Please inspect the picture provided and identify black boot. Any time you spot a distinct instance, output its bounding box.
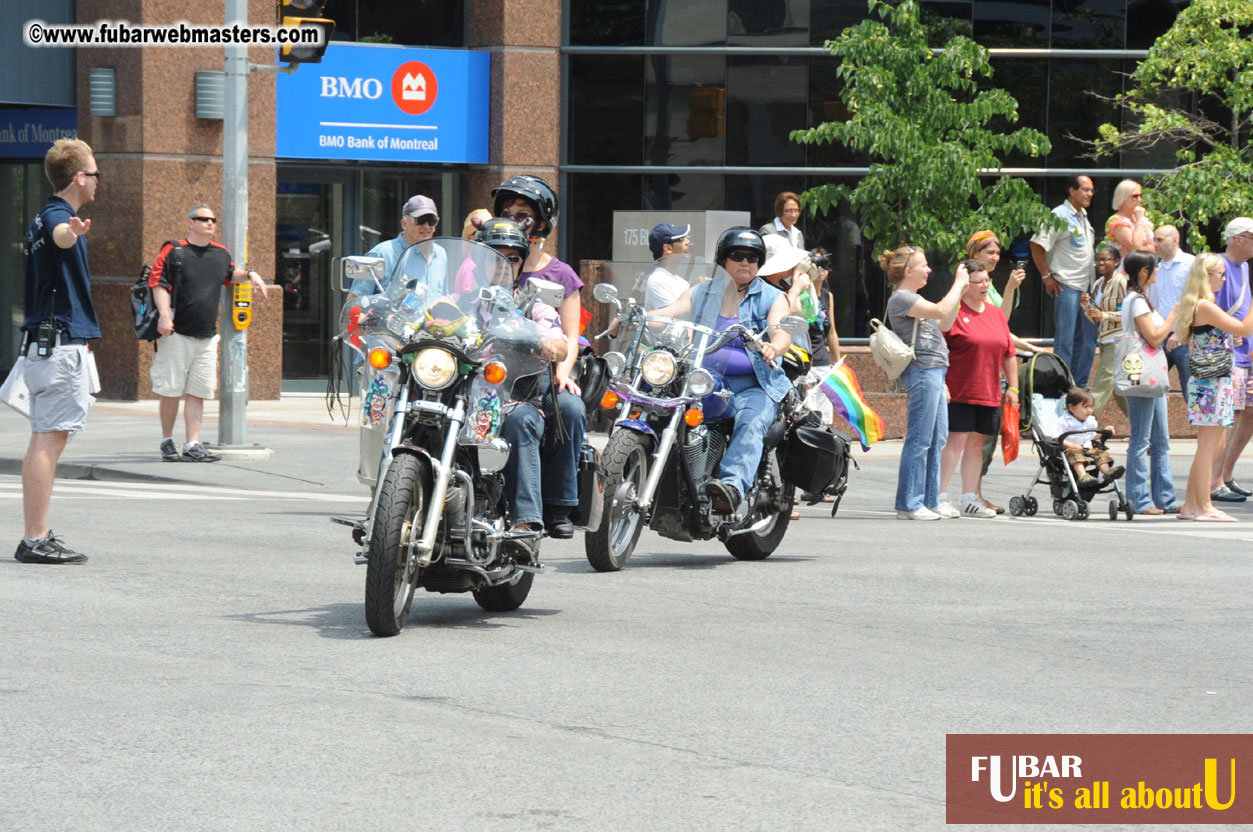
[544,507,575,539]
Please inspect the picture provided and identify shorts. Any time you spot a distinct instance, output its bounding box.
[1064,445,1114,470]
[151,332,219,399]
[1231,365,1253,410]
[947,401,1001,435]
[25,344,95,434]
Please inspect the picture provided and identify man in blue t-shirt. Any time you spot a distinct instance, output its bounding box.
[1211,217,1253,502]
[15,139,102,565]
[347,194,447,300]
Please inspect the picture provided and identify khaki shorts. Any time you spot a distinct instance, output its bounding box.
[1064,446,1114,471]
[25,344,95,434]
[151,332,219,399]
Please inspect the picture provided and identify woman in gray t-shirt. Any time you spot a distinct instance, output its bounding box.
[882,246,969,519]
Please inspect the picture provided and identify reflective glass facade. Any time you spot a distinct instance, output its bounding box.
[563,0,1190,338]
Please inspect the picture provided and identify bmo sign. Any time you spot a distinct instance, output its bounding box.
[277,44,488,163]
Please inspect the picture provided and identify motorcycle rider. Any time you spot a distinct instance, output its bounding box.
[491,176,587,538]
[646,227,793,513]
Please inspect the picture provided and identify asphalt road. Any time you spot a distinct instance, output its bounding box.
[2,454,1251,831]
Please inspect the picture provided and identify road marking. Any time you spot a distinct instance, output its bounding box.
[0,476,363,503]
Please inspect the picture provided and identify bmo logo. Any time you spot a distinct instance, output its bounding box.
[320,76,384,100]
[391,61,438,116]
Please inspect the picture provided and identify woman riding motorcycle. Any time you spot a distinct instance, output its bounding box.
[491,176,587,538]
[647,227,794,512]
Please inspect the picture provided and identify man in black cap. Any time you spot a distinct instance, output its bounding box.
[644,222,691,310]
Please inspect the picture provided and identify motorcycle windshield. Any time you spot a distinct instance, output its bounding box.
[630,255,734,357]
[339,238,549,394]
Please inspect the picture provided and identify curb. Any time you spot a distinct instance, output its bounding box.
[0,457,181,484]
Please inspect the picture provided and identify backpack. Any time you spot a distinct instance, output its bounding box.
[132,240,180,341]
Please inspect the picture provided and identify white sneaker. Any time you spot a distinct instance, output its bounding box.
[897,507,942,521]
[932,501,961,519]
[960,498,997,518]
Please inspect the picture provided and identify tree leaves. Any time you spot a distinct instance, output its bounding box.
[792,0,1060,257]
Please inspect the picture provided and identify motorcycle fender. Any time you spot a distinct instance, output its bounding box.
[570,443,605,531]
[613,418,658,450]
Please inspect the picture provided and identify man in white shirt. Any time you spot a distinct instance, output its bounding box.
[644,223,691,310]
[1149,224,1195,397]
[1030,175,1098,387]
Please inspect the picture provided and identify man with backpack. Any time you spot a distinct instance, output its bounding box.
[148,204,268,462]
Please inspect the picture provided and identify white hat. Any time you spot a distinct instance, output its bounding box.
[1224,217,1253,242]
[758,233,806,277]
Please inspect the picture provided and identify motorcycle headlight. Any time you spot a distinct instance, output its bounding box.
[641,350,677,387]
[413,347,458,389]
[603,350,627,379]
[687,368,715,397]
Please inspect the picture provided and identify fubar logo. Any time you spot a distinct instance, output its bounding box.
[391,61,438,116]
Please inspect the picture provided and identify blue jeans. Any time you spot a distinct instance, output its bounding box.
[1166,341,1190,399]
[1053,285,1098,387]
[500,380,587,524]
[716,374,779,496]
[1125,394,1177,512]
[895,364,948,512]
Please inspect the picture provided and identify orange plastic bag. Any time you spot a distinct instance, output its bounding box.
[1001,401,1020,465]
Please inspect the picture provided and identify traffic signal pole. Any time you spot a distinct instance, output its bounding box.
[219,0,249,446]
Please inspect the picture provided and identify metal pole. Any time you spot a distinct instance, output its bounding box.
[219,0,249,445]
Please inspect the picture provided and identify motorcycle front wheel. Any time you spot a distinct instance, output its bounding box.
[584,429,651,572]
[364,453,430,637]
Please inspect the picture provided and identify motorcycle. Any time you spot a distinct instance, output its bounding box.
[584,256,811,572]
[331,238,569,636]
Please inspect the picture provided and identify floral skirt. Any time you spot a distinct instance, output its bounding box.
[1187,374,1233,427]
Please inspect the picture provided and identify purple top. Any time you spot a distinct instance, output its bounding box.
[1216,255,1251,368]
[705,314,755,376]
[519,256,584,300]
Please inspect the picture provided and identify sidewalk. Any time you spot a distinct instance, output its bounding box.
[0,394,364,494]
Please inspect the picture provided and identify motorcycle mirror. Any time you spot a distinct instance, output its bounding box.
[340,256,386,293]
[592,282,619,304]
[779,315,808,337]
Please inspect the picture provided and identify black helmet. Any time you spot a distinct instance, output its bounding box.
[491,175,559,237]
[715,226,766,268]
[474,217,531,258]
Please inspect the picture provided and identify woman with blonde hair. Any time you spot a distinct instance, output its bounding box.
[1175,253,1253,521]
[1106,179,1155,261]
[884,245,969,520]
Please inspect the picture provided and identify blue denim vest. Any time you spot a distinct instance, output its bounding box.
[690,276,791,402]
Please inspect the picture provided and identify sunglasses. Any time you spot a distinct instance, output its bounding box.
[726,251,761,264]
[81,171,102,179]
[503,254,524,264]
[410,214,438,227]
[191,216,218,224]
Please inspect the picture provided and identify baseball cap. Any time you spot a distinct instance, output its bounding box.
[648,223,691,258]
[403,194,439,221]
[1223,217,1253,242]
[759,233,806,277]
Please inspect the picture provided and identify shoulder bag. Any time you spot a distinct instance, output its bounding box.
[868,311,919,382]
[1113,295,1168,397]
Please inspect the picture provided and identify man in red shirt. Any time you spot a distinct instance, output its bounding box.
[149,204,268,462]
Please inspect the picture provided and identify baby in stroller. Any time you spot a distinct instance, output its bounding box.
[1057,388,1125,487]
[1009,352,1132,521]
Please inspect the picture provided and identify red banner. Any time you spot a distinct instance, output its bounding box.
[947,734,1253,824]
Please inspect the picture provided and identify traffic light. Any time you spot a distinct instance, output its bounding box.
[278,0,334,65]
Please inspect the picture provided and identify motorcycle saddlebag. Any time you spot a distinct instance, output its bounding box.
[780,425,853,514]
[569,441,605,531]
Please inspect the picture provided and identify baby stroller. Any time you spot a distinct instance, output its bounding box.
[1007,352,1132,522]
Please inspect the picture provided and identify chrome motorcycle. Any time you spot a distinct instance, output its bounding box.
[333,238,568,636]
[584,258,808,571]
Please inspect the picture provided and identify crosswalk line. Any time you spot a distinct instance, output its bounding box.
[0,476,363,503]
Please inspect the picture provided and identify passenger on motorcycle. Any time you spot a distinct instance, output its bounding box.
[647,227,794,513]
[491,176,587,538]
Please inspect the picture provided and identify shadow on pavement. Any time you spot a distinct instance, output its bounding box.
[226,601,561,638]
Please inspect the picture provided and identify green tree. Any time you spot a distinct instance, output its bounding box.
[791,0,1059,258]
[1092,0,1252,251]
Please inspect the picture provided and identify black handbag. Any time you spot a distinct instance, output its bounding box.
[572,345,608,410]
[1190,346,1233,380]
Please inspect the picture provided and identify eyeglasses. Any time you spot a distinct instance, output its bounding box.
[191,216,217,224]
[726,251,762,264]
[503,254,524,264]
[969,279,991,286]
[81,171,101,179]
[410,214,438,227]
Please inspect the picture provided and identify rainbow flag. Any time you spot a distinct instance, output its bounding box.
[818,361,886,451]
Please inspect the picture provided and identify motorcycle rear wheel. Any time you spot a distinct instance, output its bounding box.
[473,571,535,612]
[724,457,794,561]
[584,429,651,572]
[364,453,429,637]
